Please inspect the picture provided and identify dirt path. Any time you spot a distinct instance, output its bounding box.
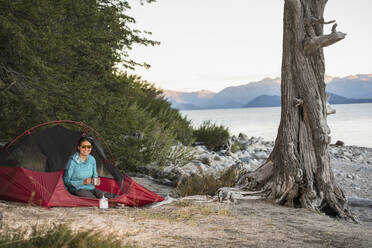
[1,198,371,248]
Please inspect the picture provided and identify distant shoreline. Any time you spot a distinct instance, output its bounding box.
[178,100,372,111]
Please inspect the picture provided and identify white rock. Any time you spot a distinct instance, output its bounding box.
[254,152,268,160]
[343,151,353,159]
[198,155,212,165]
[238,133,249,142]
[214,155,223,161]
[229,152,239,160]
[249,159,261,170]
[346,174,354,179]
[239,156,251,163]
[194,145,208,154]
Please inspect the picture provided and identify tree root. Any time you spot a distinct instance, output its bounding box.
[237,161,274,190]
[216,158,358,223]
[215,187,266,203]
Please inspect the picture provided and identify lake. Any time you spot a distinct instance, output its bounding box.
[181,103,372,148]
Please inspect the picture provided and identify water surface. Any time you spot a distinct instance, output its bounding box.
[181,103,372,148]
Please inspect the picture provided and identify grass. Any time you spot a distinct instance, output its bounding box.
[0,224,136,248]
[173,200,193,207]
[175,167,238,197]
[128,201,231,225]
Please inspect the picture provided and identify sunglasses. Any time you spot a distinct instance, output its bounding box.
[80,145,92,149]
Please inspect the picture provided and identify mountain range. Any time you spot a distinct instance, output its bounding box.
[163,74,372,110]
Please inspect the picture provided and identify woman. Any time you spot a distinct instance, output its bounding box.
[63,136,116,199]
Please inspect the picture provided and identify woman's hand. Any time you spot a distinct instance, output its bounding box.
[83,178,92,185]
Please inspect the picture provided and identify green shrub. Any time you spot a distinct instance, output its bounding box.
[105,103,195,171]
[167,144,196,167]
[218,167,238,187]
[230,141,244,153]
[175,167,238,197]
[176,174,220,197]
[0,224,134,248]
[193,121,230,151]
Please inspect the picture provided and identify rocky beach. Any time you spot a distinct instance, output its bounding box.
[133,134,372,226]
[1,134,372,247]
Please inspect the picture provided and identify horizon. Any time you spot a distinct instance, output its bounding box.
[162,73,372,94]
[127,0,372,92]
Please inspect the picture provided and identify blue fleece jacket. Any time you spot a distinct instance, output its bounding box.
[63,152,98,193]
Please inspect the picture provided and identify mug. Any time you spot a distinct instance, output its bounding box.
[92,177,100,186]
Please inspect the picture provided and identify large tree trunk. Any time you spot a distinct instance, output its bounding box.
[221,0,355,220]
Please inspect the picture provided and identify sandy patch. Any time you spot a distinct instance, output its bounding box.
[1,198,371,248]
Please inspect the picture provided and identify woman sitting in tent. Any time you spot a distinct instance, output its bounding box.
[63,136,116,199]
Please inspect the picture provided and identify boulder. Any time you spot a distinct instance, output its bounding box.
[213,154,223,161]
[343,151,353,160]
[254,152,268,160]
[335,140,345,146]
[198,155,212,165]
[194,145,208,154]
[238,133,249,142]
[239,155,251,163]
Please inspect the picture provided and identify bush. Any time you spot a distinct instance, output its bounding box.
[175,167,238,197]
[230,141,244,153]
[103,102,195,171]
[86,75,195,172]
[193,121,230,151]
[176,174,220,197]
[0,224,133,248]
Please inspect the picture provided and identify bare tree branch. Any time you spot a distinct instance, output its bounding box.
[304,30,346,55]
[311,17,336,25]
[331,23,338,33]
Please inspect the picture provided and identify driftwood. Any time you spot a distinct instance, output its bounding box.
[150,195,214,208]
[348,197,372,208]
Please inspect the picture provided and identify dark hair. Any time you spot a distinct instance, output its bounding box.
[77,136,93,147]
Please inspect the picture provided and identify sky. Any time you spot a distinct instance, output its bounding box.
[126,0,372,92]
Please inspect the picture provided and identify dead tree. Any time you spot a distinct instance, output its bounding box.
[219,0,355,221]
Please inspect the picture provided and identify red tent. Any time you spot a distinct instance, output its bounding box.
[0,121,164,207]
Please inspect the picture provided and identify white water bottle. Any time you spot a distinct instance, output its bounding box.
[99,195,108,209]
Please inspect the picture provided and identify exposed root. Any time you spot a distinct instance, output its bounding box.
[275,178,296,206]
[215,187,266,203]
[217,158,358,223]
[237,161,274,190]
[320,189,359,223]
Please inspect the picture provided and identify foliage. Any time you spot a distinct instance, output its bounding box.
[175,167,238,197]
[0,0,195,171]
[230,141,244,153]
[167,143,195,167]
[0,224,134,248]
[0,0,158,134]
[193,121,230,151]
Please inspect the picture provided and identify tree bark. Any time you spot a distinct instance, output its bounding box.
[224,0,355,221]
